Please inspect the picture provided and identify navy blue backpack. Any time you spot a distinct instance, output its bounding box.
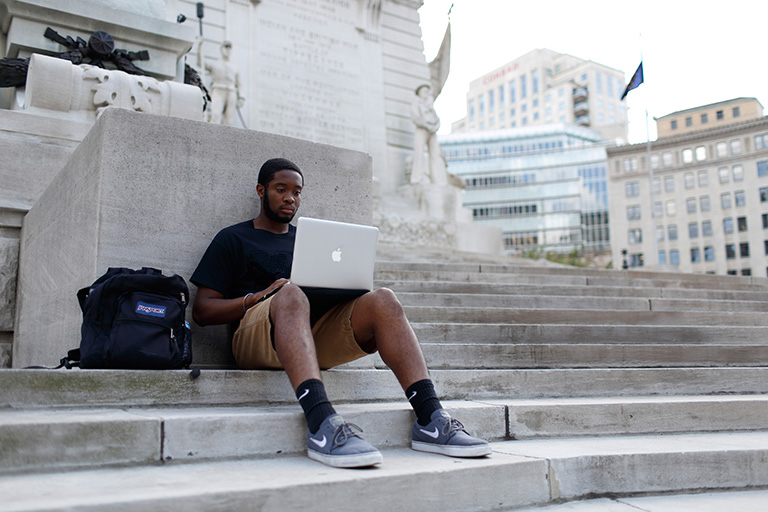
[62,267,194,371]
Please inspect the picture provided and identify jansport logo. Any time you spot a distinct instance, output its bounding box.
[136,302,166,318]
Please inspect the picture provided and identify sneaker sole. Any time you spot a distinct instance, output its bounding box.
[411,440,492,458]
[307,448,383,468]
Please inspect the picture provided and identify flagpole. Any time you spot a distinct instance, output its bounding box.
[646,106,658,267]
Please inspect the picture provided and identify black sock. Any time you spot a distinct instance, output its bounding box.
[406,379,443,426]
[296,378,336,434]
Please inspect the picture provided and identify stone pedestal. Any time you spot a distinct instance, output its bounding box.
[13,108,373,369]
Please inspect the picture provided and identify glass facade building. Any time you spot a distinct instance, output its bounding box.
[440,124,610,253]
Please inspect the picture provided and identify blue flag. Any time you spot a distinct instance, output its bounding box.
[620,62,644,100]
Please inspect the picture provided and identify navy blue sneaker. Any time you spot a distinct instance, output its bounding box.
[412,409,491,457]
[307,414,383,468]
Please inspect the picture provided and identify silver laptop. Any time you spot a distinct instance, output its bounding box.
[290,217,379,290]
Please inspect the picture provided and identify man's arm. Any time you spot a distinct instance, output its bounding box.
[192,279,289,326]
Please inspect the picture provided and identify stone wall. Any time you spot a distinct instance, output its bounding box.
[13,108,373,369]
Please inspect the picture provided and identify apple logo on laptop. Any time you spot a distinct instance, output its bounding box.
[332,247,342,262]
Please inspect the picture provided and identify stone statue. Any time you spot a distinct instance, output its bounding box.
[196,37,244,126]
[410,21,451,185]
[410,83,446,185]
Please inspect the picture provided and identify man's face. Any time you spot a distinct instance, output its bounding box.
[260,169,303,223]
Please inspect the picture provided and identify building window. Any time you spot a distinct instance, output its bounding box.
[697,170,709,186]
[765,240,768,255]
[725,244,736,259]
[688,222,699,238]
[721,192,732,209]
[723,218,734,234]
[716,142,728,158]
[629,253,644,267]
[627,205,641,220]
[684,172,695,189]
[652,178,662,194]
[733,106,741,118]
[701,113,708,124]
[695,146,707,161]
[763,213,768,229]
[666,200,676,216]
[735,190,746,207]
[717,110,724,120]
[685,116,693,127]
[499,85,505,107]
[742,268,752,276]
[623,158,638,172]
[651,154,661,170]
[532,69,539,94]
[755,133,768,150]
[740,242,750,257]
[469,100,476,122]
[682,148,693,163]
[733,165,744,181]
[700,195,711,212]
[691,247,701,263]
[521,74,527,99]
[662,152,673,167]
[718,167,730,184]
[625,181,640,197]
[668,224,678,240]
[704,246,715,261]
[760,187,768,202]
[656,225,665,241]
[663,175,675,192]
[479,96,485,117]
[686,197,697,214]
[731,139,742,155]
[628,228,642,245]
[671,120,678,130]
[738,216,748,232]
[489,90,495,112]
[670,250,680,265]
[653,201,663,218]
[702,220,713,236]
[658,250,667,264]
[758,161,768,177]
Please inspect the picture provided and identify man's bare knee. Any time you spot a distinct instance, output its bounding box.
[270,283,309,319]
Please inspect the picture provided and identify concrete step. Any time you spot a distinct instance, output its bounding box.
[378,279,768,302]
[403,306,768,326]
[396,292,768,313]
[411,323,768,344]
[418,343,768,369]
[396,291,768,313]
[3,432,768,511]
[513,490,768,512]
[3,395,767,474]
[5,368,768,409]
[375,268,768,292]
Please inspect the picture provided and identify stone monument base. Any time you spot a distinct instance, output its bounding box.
[375,182,503,257]
[13,108,373,369]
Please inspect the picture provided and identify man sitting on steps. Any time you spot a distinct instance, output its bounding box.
[190,157,491,468]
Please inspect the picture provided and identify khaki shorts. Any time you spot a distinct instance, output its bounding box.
[231,294,369,370]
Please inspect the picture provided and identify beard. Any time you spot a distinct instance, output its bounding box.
[262,192,297,223]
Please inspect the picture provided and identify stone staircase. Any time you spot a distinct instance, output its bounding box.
[2,259,768,511]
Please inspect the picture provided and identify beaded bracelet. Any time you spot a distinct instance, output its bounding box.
[243,292,253,312]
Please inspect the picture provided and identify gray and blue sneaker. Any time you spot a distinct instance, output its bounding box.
[412,409,491,457]
[307,414,383,468]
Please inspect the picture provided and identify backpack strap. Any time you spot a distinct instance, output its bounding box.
[25,349,81,370]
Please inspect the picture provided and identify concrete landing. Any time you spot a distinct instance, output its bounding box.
[2,433,768,511]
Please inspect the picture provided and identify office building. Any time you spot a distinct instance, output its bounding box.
[606,98,768,275]
[451,48,629,142]
[441,124,609,253]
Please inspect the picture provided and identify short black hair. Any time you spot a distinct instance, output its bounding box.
[258,158,304,187]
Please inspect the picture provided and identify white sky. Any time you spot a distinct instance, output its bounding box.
[418,0,768,144]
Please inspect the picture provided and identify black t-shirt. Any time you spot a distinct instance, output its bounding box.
[191,220,296,299]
